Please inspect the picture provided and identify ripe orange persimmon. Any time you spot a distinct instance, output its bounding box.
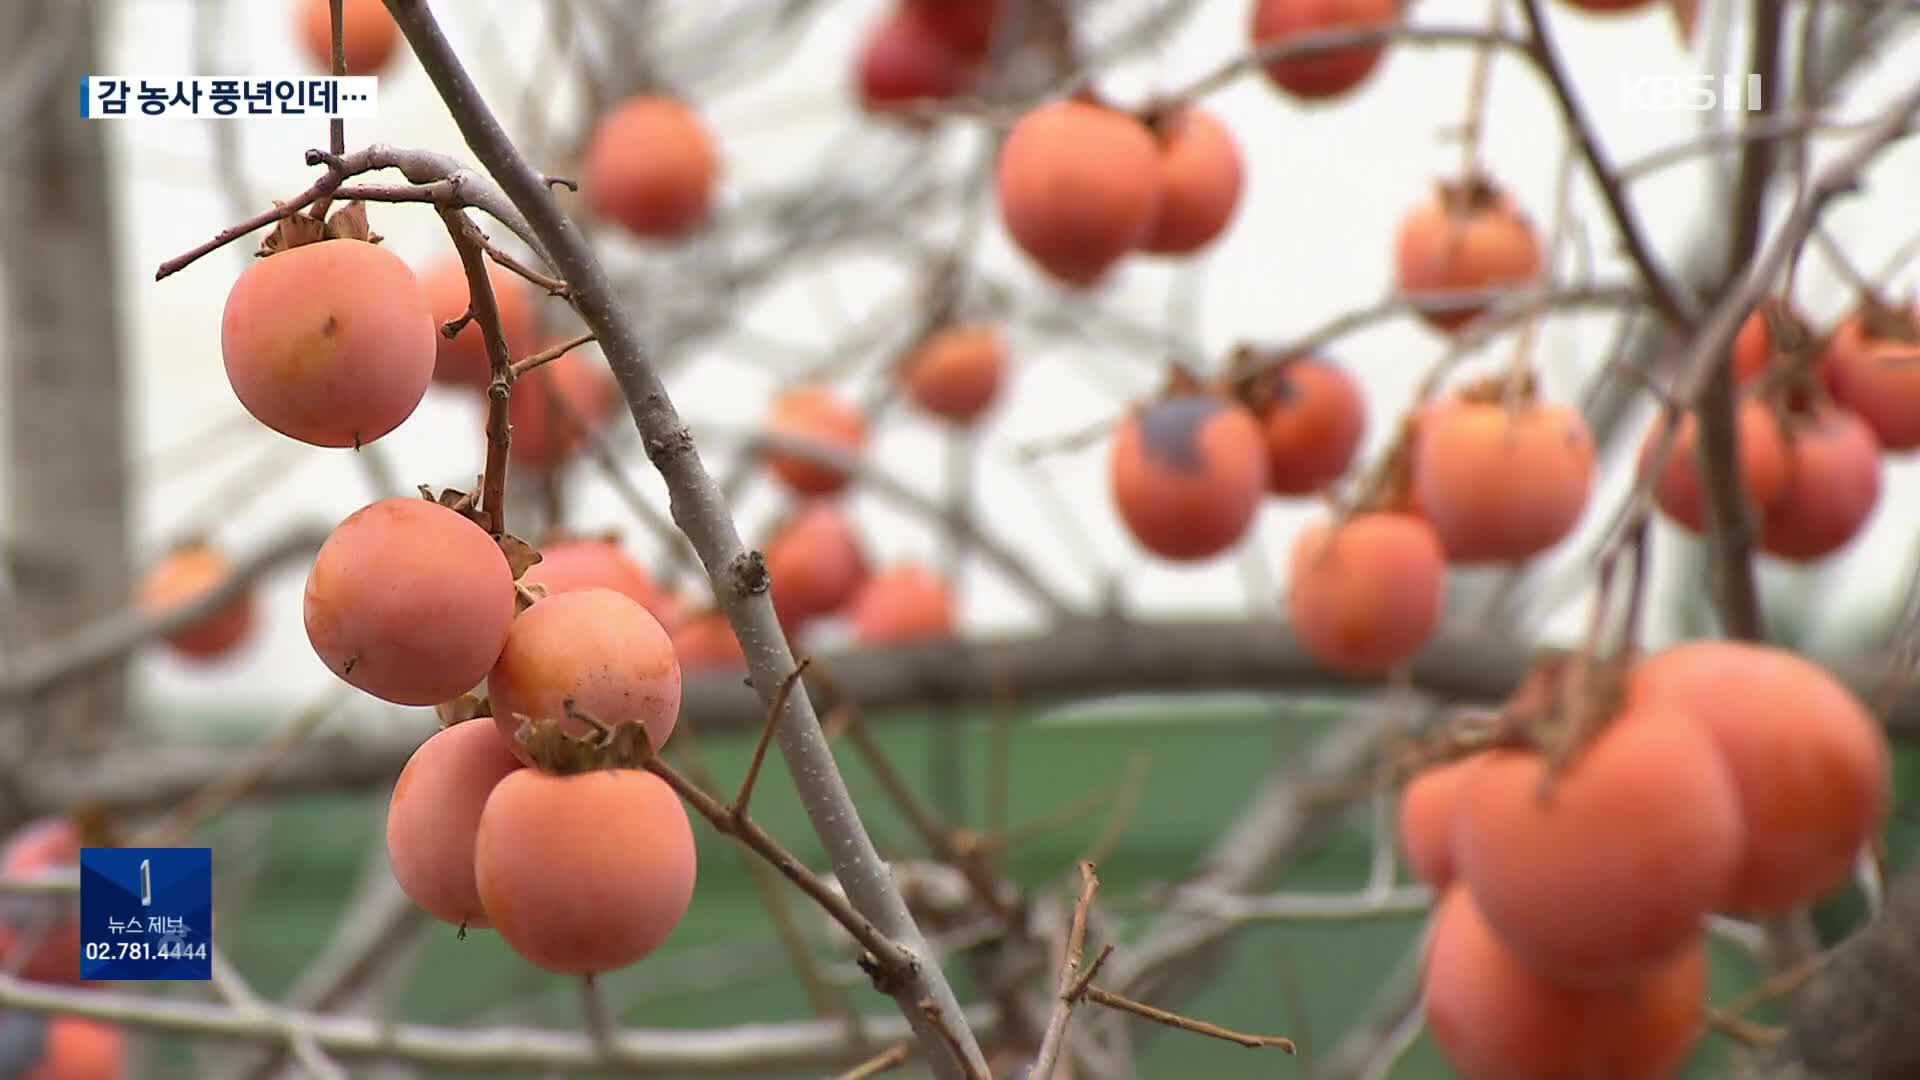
[765,385,866,496]
[1109,393,1267,561]
[765,502,868,628]
[850,563,956,644]
[907,0,1002,56]
[1629,640,1889,913]
[1139,107,1245,256]
[1286,512,1446,674]
[475,769,696,975]
[386,719,523,928]
[1413,394,1594,563]
[583,96,719,241]
[297,0,399,75]
[489,588,682,761]
[23,1016,125,1080]
[1732,298,1811,386]
[1819,303,1920,450]
[1455,711,1743,986]
[421,259,538,390]
[671,608,747,672]
[1251,358,1366,495]
[1399,756,1475,888]
[1640,398,1789,534]
[902,324,1006,425]
[1423,887,1707,1080]
[1759,403,1881,562]
[0,820,83,986]
[1394,178,1543,332]
[505,350,620,473]
[222,238,436,448]
[857,7,976,115]
[997,101,1164,285]
[1251,0,1399,100]
[304,497,517,707]
[136,542,256,662]
[521,537,671,620]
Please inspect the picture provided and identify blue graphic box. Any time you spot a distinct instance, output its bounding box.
[78,848,212,981]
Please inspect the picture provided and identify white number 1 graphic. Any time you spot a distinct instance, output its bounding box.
[140,859,151,907]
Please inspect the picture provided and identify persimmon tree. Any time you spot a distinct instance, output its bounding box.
[2,0,1920,1077]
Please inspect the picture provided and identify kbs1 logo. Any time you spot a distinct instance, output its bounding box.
[1618,73,1763,113]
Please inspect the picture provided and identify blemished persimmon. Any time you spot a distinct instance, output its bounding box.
[1759,403,1882,562]
[505,350,620,473]
[1139,107,1245,256]
[1819,304,1920,450]
[386,719,524,928]
[1251,0,1399,100]
[304,498,517,707]
[488,588,682,761]
[1110,393,1268,561]
[1413,395,1594,563]
[1394,178,1543,332]
[901,324,1006,425]
[297,0,399,75]
[421,259,538,390]
[135,543,256,662]
[997,101,1164,286]
[1629,640,1890,914]
[1732,298,1810,386]
[1399,756,1475,888]
[766,502,868,628]
[521,537,671,620]
[907,0,1002,56]
[857,7,976,115]
[850,563,957,644]
[1286,512,1446,674]
[475,769,697,975]
[222,238,436,448]
[765,385,867,496]
[23,1016,125,1080]
[1640,398,1789,534]
[0,820,83,986]
[1423,887,1706,1080]
[583,95,719,241]
[1454,710,1743,986]
[1254,358,1366,495]
[671,609,747,672]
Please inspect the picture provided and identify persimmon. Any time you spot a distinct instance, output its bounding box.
[671,608,747,672]
[857,7,975,115]
[1423,887,1706,1080]
[907,0,1003,56]
[135,542,256,662]
[506,349,620,473]
[997,101,1164,286]
[583,96,719,241]
[475,769,696,975]
[1394,177,1543,332]
[1759,403,1881,562]
[304,497,517,707]
[1455,710,1743,986]
[420,259,538,390]
[1819,302,1920,450]
[1629,640,1890,913]
[850,563,956,644]
[1732,298,1811,386]
[765,385,867,495]
[1639,398,1789,534]
[1251,0,1398,100]
[386,719,523,928]
[1413,394,1594,563]
[296,0,399,75]
[765,502,868,628]
[489,588,682,761]
[1286,512,1446,674]
[22,1016,124,1080]
[1399,756,1475,888]
[521,537,671,620]
[1139,107,1245,256]
[0,820,83,986]
[901,324,1005,425]
[1109,393,1267,561]
[222,237,436,448]
[1251,357,1366,495]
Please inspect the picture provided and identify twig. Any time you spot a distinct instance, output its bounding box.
[438,206,516,536]
[832,1042,912,1080]
[1081,986,1295,1053]
[1030,862,1101,1079]
[510,332,597,379]
[733,659,811,818]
